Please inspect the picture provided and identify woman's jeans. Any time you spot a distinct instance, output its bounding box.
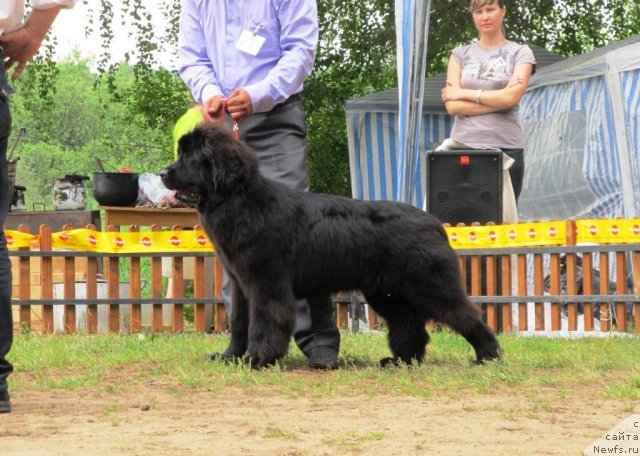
[0,44,14,391]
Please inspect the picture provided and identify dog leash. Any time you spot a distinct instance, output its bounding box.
[221,99,240,140]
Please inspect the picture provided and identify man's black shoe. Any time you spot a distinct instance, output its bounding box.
[308,346,339,370]
[0,389,10,413]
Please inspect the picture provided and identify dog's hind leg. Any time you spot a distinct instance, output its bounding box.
[210,278,249,362]
[431,296,501,364]
[246,284,297,369]
[405,252,501,364]
[365,293,429,367]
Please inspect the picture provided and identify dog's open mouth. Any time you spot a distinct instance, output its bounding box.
[175,190,199,207]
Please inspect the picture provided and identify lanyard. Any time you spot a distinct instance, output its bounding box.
[220,99,240,140]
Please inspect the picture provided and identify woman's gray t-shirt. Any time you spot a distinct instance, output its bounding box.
[449,41,536,149]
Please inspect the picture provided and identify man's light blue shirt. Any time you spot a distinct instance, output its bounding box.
[179,0,318,114]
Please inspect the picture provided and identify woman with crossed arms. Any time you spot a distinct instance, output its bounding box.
[441,0,536,203]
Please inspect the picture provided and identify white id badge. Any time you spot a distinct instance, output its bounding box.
[235,29,266,56]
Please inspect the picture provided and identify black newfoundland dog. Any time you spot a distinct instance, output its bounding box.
[161,124,501,368]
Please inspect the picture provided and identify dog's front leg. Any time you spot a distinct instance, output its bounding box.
[246,284,297,369]
[210,278,249,363]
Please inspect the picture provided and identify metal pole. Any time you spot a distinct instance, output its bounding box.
[397,0,432,205]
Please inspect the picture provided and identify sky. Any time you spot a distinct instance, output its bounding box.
[48,1,178,71]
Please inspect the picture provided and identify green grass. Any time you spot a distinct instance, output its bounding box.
[8,331,640,400]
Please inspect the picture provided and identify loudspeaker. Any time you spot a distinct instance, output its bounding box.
[425,150,503,225]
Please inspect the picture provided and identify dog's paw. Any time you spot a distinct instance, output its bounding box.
[379,357,400,368]
[379,357,420,368]
[473,345,502,365]
[207,352,243,364]
[245,355,278,370]
[473,353,502,366]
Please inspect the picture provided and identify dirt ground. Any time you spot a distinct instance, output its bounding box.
[0,373,634,456]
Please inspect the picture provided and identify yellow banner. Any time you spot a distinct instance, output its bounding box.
[445,221,567,249]
[7,228,214,253]
[7,219,640,253]
[575,219,640,244]
[5,230,39,249]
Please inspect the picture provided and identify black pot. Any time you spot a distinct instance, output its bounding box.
[92,172,139,207]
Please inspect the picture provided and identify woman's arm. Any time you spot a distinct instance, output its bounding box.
[442,56,501,116]
[442,55,534,116]
[472,63,533,110]
[444,98,503,116]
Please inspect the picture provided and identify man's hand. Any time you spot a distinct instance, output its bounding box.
[0,6,63,80]
[1,26,45,80]
[226,88,253,122]
[203,95,225,123]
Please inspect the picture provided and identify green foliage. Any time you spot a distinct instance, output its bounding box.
[9,58,178,210]
[304,0,397,195]
[9,0,640,201]
[507,0,640,56]
[427,0,640,75]
[119,68,191,131]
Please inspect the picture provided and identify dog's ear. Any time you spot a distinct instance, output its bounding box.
[172,126,213,192]
[193,123,258,195]
[178,126,206,159]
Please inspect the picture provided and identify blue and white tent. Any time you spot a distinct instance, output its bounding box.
[345,73,451,206]
[518,34,640,221]
[345,44,563,208]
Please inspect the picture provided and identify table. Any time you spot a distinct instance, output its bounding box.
[5,210,101,233]
[100,206,200,229]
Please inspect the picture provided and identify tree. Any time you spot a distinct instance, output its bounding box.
[15,0,640,199]
[305,0,397,195]
[10,58,176,209]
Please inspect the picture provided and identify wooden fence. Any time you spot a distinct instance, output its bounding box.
[9,223,225,334]
[7,220,640,335]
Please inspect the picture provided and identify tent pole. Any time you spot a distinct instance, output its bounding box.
[396,0,432,205]
[605,70,636,218]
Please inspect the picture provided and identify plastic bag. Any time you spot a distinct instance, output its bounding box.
[137,173,179,207]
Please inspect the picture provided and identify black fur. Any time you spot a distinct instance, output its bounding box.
[161,124,501,368]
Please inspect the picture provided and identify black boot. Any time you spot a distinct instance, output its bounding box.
[307,345,340,370]
[0,388,10,413]
[294,295,340,370]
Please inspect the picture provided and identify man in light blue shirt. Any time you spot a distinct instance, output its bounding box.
[179,0,340,369]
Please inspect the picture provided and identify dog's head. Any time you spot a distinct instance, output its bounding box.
[161,123,258,196]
